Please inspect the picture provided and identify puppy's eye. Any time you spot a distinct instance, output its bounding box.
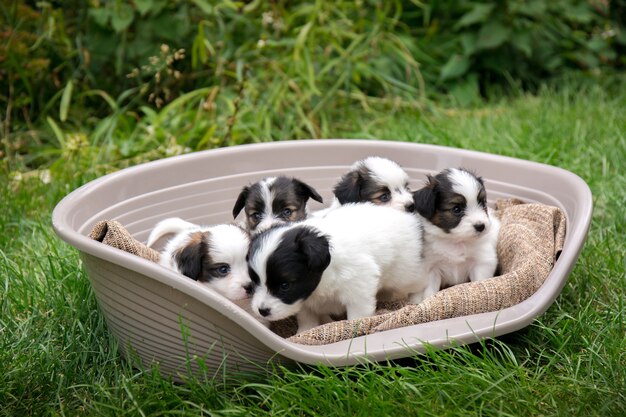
[279,282,291,292]
[281,208,293,218]
[250,212,263,221]
[214,264,230,277]
[452,205,463,215]
[379,193,391,203]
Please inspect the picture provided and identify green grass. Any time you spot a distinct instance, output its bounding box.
[1,76,625,416]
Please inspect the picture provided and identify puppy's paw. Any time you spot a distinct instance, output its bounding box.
[296,310,321,334]
[408,292,426,305]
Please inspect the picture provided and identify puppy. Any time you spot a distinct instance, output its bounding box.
[412,168,500,293]
[232,176,324,234]
[147,217,253,301]
[332,156,415,212]
[247,203,432,333]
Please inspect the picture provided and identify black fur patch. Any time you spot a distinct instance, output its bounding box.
[477,188,488,212]
[174,231,212,281]
[270,177,323,222]
[173,231,231,282]
[248,265,260,285]
[232,176,323,230]
[413,169,485,233]
[333,166,396,205]
[413,175,438,219]
[232,186,249,219]
[430,194,466,231]
[333,170,363,204]
[264,226,331,305]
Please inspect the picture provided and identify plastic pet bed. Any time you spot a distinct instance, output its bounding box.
[52,139,592,378]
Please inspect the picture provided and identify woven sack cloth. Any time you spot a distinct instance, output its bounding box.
[88,199,566,346]
[89,220,161,263]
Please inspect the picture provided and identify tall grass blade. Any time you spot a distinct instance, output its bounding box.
[59,80,74,122]
[46,117,66,148]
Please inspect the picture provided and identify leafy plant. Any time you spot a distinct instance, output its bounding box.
[0,2,76,143]
[405,0,621,104]
[2,0,623,175]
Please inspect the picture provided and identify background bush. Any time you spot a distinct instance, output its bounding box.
[1,0,624,173]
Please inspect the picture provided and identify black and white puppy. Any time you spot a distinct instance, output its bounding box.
[413,168,500,293]
[247,203,432,333]
[331,156,415,212]
[232,176,324,234]
[147,218,253,301]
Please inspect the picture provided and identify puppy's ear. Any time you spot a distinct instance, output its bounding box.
[413,175,438,219]
[295,179,324,203]
[174,232,206,280]
[232,186,249,219]
[333,171,362,204]
[294,228,331,273]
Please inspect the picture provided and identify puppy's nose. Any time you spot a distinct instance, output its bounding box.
[244,283,254,295]
[258,307,271,317]
[474,223,486,232]
[405,202,415,212]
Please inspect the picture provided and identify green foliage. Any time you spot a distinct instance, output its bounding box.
[403,0,623,105]
[0,2,75,138]
[1,0,624,175]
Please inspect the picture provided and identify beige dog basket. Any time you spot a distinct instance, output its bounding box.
[52,140,592,379]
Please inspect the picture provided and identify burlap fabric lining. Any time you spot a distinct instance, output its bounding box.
[89,220,160,263]
[88,199,566,346]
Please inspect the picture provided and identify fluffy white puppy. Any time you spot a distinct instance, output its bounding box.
[412,168,500,294]
[247,203,432,333]
[147,217,253,301]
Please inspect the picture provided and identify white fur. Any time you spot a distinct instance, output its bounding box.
[360,157,414,211]
[419,169,500,294]
[249,203,433,333]
[254,176,283,233]
[147,217,196,248]
[310,199,341,218]
[147,218,252,301]
[313,156,413,217]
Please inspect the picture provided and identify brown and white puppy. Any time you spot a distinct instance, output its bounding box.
[413,168,500,293]
[313,157,414,218]
[147,218,252,301]
[232,176,323,234]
